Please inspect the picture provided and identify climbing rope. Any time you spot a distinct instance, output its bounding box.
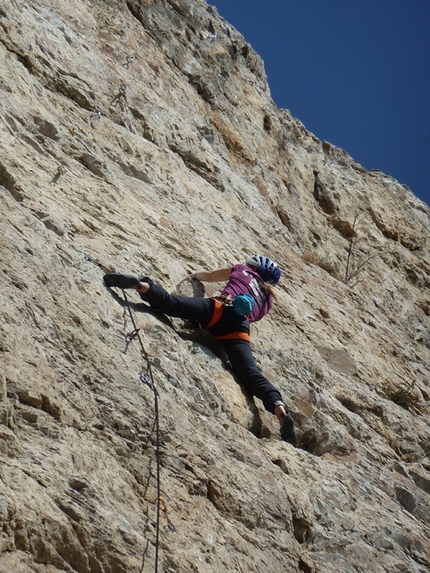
[85,255,172,573]
[122,289,163,573]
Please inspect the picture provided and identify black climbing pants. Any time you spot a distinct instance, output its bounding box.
[139,282,283,414]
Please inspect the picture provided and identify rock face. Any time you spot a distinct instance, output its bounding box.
[1,1,429,572]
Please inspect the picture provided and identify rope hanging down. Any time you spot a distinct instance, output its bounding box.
[122,289,163,573]
[85,255,173,573]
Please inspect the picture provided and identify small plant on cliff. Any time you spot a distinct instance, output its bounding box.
[302,251,340,279]
[336,395,360,413]
[383,380,420,411]
[343,212,380,287]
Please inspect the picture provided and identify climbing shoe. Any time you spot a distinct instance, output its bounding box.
[280,413,298,447]
[103,272,140,289]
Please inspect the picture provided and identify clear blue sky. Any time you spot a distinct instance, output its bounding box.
[213,0,430,207]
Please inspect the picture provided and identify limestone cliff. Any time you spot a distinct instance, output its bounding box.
[1,1,429,572]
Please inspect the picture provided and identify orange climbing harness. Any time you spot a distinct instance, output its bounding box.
[204,299,251,342]
[205,299,224,328]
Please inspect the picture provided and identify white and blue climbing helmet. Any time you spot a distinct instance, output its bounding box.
[246,255,281,285]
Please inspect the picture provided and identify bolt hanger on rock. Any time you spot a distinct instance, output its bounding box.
[50,164,67,185]
[111,84,128,107]
[123,55,135,68]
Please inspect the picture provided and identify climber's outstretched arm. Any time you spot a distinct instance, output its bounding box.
[193,267,232,283]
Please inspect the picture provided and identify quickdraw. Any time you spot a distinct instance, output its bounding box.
[126,328,141,341]
[154,497,175,532]
[84,254,114,274]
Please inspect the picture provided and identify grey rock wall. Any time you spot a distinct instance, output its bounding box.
[0,1,429,572]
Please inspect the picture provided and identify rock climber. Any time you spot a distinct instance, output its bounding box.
[103,256,297,446]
